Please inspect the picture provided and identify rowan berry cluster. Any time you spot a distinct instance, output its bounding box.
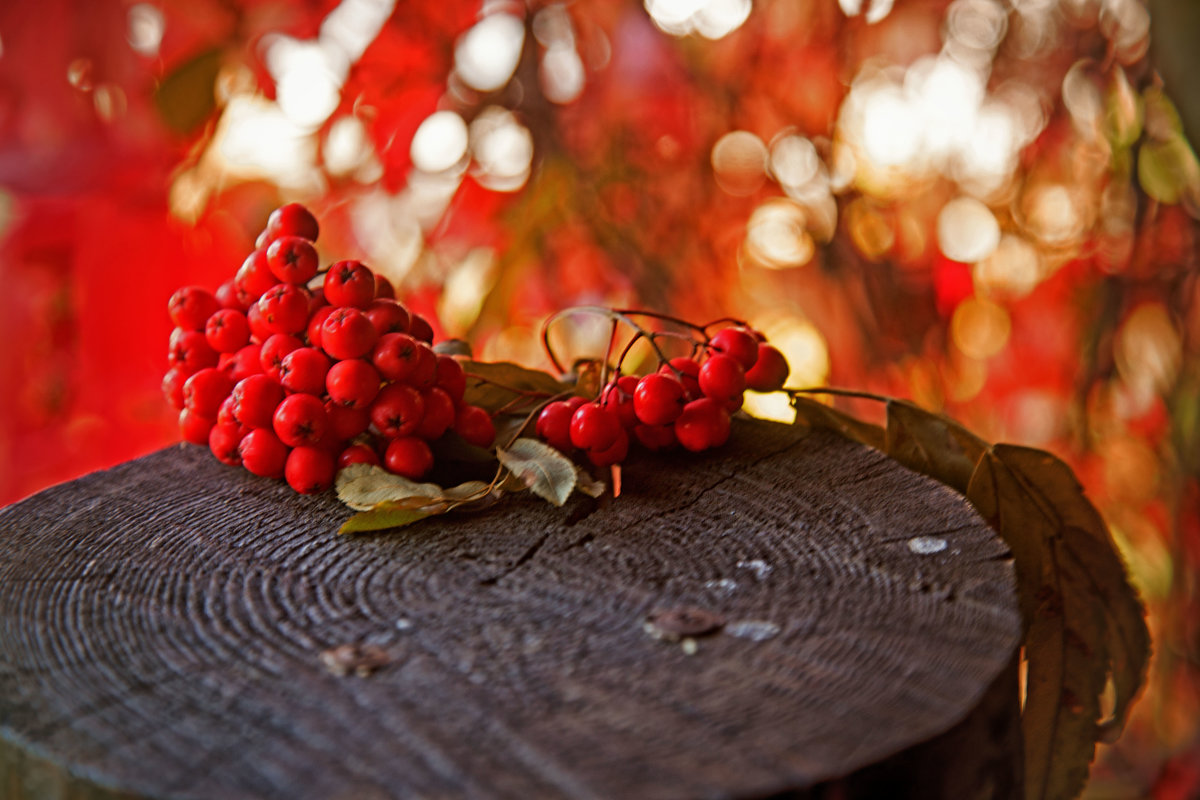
[163,203,495,494]
[535,323,790,467]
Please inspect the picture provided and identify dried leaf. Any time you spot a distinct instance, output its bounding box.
[339,503,438,534]
[336,463,445,511]
[574,466,606,498]
[461,360,571,414]
[885,399,988,494]
[791,394,886,450]
[496,438,577,506]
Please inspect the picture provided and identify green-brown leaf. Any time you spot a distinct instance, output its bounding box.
[461,360,571,414]
[339,503,438,534]
[496,438,577,506]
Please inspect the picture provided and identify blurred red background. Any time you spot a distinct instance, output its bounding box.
[2,0,1199,795]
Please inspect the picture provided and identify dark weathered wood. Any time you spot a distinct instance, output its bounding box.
[0,419,1021,799]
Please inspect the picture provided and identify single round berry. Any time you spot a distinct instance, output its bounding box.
[168,286,219,331]
[707,327,760,371]
[415,387,455,440]
[363,299,410,336]
[744,343,790,392]
[634,373,686,426]
[435,355,467,405]
[371,332,421,382]
[326,400,371,441]
[208,421,245,466]
[408,313,435,343]
[273,393,329,448]
[260,333,304,381]
[407,343,438,389]
[674,397,731,453]
[257,283,311,336]
[231,374,285,429]
[179,408,215,445]
[659,357,702,399]
[454,405,496,449]
[205,308,251,353]
[384,436,434,479]
[264,203,320,244]
[183,367,234,419]
[162,366,188,409]
[601,375,640,429]
[168,328,219,374]
[537,399,578,452]
[215,278,245,311]
[588,427,629,467]
[337,442,380,469]
[698,353,746,411]
[235,248,279,305]
[279,347,331,395]
[239,428,289,478]
[285,446,335,494]
[321,307,378,360]
[369,383,425,439]
[266,235,319,285]
[323,260,376,308]
[223,343,264,382]
[569,403,621,453]
[326,358,381,409]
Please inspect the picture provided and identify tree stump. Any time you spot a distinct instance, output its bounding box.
[0,419,1022,799]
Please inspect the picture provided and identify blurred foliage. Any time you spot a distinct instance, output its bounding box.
[1,0,1199,795]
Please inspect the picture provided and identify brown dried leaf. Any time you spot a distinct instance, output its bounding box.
[461,360,571,414]
[790,394,886,450]
[885,399,987,494]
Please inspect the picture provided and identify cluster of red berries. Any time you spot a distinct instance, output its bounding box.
[163,203,496,494]
[536,327,789,467]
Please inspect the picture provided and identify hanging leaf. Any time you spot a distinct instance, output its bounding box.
[885,399,987,495]
[461,360,572,414]
[496,438,578,506]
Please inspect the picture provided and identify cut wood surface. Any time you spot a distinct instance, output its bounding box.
[0,419,1021,799]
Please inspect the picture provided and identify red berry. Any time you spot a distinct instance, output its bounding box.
[363,299,410,336]
[371,332,421,381]
[223,343,264,382]
[323,260,376,308]
[209,421,245,466]
[215,278,246,311]
[231,374,285,429]
[321,307,378,360]
[285,446,335,494]
[601,375,640,428]
[235,248,278,305]
[205,308,251,353]
[337,443,380,469]
[325,400,371,441]
[383,436,433,479]
[168,286,219,331]
[273,393,329,448]
[266,235,319,285]
[238,428,289,478]
[326,359,381,409]
[633,422,678,451]
[634,373,686,426]
[537,400,577,452]
[588,427,629,467]
[257,284,311,336]
[260,333,304,381]
[369,383,425,439]
[179,408,215,445]
[454,405,495,448]
[306,305,336,349]
[744,343,790,392]
[570,403,621,453]
[415,387,455,440]
[408,313,435,343]
[435,355,466,405]
[374,273,396,299]
[659,357,702,399]
[162,366,188,409]
[699,354,746,411]
[279,347,331,395]
[674,397,731,452]
[407,343,438,389]
[183,367,234,418]
[168,328,219,374]
[707,328,760,371]
[264,203,320,243]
